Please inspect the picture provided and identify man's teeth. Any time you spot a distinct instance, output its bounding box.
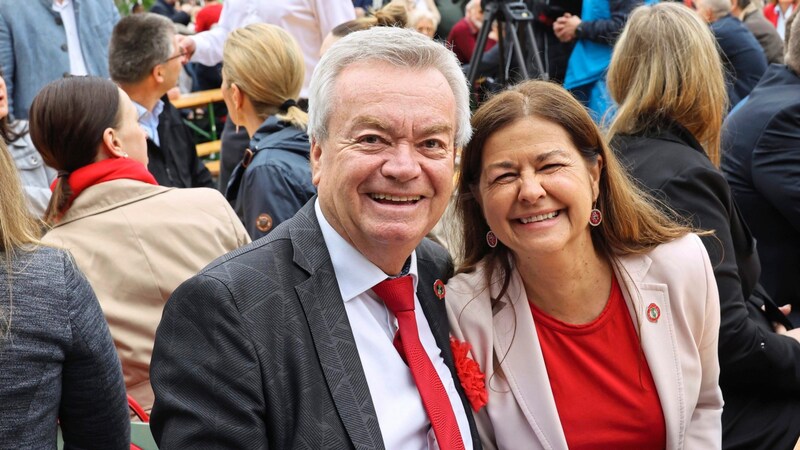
[370,194,421,202]
[520,211,559,224]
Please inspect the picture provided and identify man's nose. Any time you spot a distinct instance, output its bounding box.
[381,142,422,182]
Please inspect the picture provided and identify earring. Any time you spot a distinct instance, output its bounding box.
[122,152,129,158]
[486,230,498,248]
[589,203,602,227]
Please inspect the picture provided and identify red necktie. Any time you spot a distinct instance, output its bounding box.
[372,276,466,450]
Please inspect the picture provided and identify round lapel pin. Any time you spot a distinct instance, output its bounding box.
[433,279,446,300]
[646,303,661,323]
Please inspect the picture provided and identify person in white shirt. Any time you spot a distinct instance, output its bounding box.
[149,26,481,449]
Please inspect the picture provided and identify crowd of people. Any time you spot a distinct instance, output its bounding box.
[1,0,800,449]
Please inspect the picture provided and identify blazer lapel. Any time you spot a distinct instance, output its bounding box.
[492,269,569,450]
[615,255,684,450]
[290,204,386,450]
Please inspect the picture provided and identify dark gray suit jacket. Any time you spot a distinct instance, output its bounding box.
[150,199,481,449]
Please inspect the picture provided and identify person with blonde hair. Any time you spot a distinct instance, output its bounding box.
[0,141,129,445]
[222,23,315,239]
[447,79,722,449]
[608,3,800,448]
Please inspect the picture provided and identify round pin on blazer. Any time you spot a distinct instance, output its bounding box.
[433,279,446,300]
[646,303,661,323]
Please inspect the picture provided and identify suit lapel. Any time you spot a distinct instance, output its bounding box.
[492,269,569,450]
[615,255,684,450]
[415,254,482,448]
[291,204,386,450]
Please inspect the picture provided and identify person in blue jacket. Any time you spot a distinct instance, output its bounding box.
[222,23,315,240]
[553,0,642,122]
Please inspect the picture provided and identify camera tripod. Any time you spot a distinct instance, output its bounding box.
[466,0,548,89]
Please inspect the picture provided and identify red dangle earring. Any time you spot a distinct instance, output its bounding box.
[589,202,603,227]
[486,230,498,248]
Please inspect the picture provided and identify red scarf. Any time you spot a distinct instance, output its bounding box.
[50,157,158,213]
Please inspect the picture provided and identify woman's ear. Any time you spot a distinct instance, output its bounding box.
[230,83,244,113]
[590,154,604,201]
[98,127,129,160]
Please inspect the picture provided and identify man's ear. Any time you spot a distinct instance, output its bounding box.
[310,138,323,187]
[152,63,165,84]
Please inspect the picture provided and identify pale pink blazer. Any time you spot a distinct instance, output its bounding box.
[446,233,722,450]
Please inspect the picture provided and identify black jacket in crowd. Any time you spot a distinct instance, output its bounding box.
[723,64,800,321]
[613,121,800,450]
[147,96,214,190]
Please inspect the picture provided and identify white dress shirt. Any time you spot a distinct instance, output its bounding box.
[190,0,355,98]
[52,0,88,76]
[315,200,472,450]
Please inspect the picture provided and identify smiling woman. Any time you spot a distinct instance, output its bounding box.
[445,80,724,450]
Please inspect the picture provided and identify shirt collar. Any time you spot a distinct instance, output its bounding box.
[314,199,418,303]
[133,99,164,120]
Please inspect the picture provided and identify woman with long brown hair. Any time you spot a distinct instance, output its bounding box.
[608,3,800,448]
[0,134,128,445]
[32,76,249,413]
[446,80,722,449]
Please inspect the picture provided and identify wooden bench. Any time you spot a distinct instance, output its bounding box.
[172,89,224,176]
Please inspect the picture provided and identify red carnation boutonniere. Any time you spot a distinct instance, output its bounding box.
[450,337,488,412]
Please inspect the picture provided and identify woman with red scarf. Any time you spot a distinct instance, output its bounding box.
[29,76,250,414]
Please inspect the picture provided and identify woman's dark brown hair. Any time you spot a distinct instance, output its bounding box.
[456,80,690,308]
[28,76,122,224]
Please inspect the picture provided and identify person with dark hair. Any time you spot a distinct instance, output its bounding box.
[447,78,722,449]
[0,70,55,218]
[32,76,249,413]
[0,115,129,447]
[733,0,785,63]
[109,13,213,189]
[609,4,800,449]
[0,0,119,120]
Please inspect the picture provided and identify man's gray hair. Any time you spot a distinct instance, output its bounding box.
[109,13,175,84]
[699,0,732,20]
[308,26,472,148]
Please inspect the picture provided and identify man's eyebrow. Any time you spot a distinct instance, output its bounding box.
[349,115,391,132]
[417,123,454,137]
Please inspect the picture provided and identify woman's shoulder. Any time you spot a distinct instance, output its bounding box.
[623,233,711,284]
[446,261,496,317]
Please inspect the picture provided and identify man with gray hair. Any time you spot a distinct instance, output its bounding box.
[696,0,768,108]
[150,26,480,449]
[109,13,213,189]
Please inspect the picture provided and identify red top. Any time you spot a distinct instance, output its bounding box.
[530,277,666,450]
[195,3,223,33]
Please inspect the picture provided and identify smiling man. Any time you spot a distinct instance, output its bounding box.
[150,27,481,449]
